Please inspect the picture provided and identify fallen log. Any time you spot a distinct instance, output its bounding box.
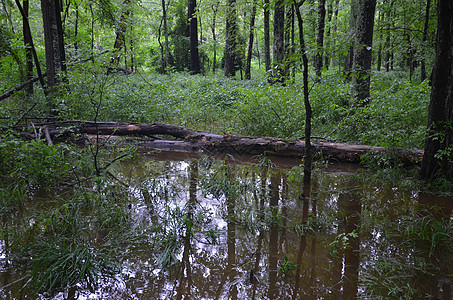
[24,120,424,164]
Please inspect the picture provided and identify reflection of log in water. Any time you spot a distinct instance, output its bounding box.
[338,189,361,300]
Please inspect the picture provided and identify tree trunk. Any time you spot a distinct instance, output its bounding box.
[272,0,285,83]
[421,0,453,180]
[15,0,46,92]
[384,0,393,72]
[284,4,294,81]
[188,0,200,74]
[295,0,312,182]
[330,0,339,68]
[112,0,130,66]
[420,0,431,82]
[211,2,219,74]
[25,120,423,164]
[245,0,257,80]
[315,0,326,79]
[40,0,66,90]
[264,0,271,72]
[345,0,358,77]
[351,0,376,105]
[224,0,238,77]
[22,0,33,95]
[162,0,170,73]
[324,2,332,70]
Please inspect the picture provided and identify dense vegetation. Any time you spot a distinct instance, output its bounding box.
[0,0,453,298]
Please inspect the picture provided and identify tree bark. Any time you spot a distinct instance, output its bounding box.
[24,120,423,164]
[23,0,33,95]
[295,0,312,182]
[272,0,285,83]
[345,0,358,77]
[211,2,219,74]
[188,0,200,74]
[41,0,66,90]
[224,0,238,77]
[245,0,257,80]
[264,0,271,72]
[351,0,376,105]
[112,0,130,67]
[162,0,170,73]
[421,0,453,180]
[420,0,431,82]
[315,0,326,79]
[15,0,46,93]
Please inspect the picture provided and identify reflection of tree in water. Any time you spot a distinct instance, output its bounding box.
[174,161,197,299]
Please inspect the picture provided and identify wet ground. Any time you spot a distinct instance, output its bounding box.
[1,151,453,299]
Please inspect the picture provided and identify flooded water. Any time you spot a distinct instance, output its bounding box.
[1,152,453,299]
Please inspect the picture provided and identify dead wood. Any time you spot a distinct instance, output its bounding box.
[25,120,423,164]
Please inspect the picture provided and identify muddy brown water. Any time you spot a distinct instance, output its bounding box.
[1,151,453,299]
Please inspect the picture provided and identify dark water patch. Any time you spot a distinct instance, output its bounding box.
[1,152,452,299]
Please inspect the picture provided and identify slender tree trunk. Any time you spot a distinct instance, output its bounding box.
[14,0,46,92]
[330,0,339,68]
[162,0,170,73]
[74,3,79,53]
[324,2,332,70]
[284,3,294,80]
[188,0,200,74]
[351,0,376,105]
[245,0,257,79]
[421,0,453,180]
[315,0,326,79]
[376,9,381,71]
[295,0,312,182]
[224,0,238,76]
[23,0,33,95]
[272,0,285,83]
[345,0,358,77]
[384,0,393,72]
[421,0,431,82]
[264,0,271,71]
[211,2,219,74]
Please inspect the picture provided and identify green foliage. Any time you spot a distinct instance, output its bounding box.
[280,255,296,273]
[0,137,89,190]
[329,230,358,258]
[400,209,453,257]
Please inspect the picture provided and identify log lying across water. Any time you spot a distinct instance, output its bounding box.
[38,120,423,164]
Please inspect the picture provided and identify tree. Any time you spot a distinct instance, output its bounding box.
[272,0,285,83]
[345,0,358,76]
[351,0,376,105]
[420,0,431,82]
[210,1,220,74]
[224,0,238,76]
[41,0,66,90]
[264,0,271,71]
[314,0,326,79]
[22,0,33,94]
[245,0,257,80]
[420,0,453,180]
[188,0,200,73]
[295,0,312,182]
[112,0,131,69]
[161,0,170,73]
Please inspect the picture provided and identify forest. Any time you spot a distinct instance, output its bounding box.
[0,0,453,298]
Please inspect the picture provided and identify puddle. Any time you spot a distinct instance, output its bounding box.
[1,152,452,299]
